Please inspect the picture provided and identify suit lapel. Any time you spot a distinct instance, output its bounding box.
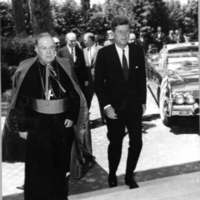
[128,43,135,69]
[65,46,70,56]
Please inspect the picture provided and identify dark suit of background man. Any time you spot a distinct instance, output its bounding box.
[58,32,88,95]
[95,16,146,189]
[83,32,102,108]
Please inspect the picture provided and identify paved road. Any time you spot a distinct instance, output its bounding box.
[2,88,200,197]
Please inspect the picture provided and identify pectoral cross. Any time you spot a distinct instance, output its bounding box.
[47,89,54,100]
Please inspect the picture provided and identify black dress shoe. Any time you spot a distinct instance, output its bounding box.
[108,174,118,187]
[125,175,139,189]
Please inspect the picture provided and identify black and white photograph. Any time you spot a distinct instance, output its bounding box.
[1,0,199,199]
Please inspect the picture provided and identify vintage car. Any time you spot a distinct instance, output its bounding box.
[146,42,199,126]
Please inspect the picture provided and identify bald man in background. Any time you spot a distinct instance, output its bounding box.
[58,32,88,95]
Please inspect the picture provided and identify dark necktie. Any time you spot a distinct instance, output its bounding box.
[122,49,129,80]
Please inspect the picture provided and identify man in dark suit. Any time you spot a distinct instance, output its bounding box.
[95,16,146,189]
[58,32,88,95]
[83,32,102,109]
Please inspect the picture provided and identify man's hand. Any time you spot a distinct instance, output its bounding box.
[19,131,28,140]
[104,105,118,119]
[84,81,89,86]
[142,104,146,115]
[64,119,73,128]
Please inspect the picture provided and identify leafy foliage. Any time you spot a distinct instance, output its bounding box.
[31,0,53,34]
[103,0,171,33]
[1,36,36,66]
[0,2,15,37]
[1,0,198,71]
[52,1,83,35]
[182,0,198,39]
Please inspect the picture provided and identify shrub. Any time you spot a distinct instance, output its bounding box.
[1,36,36,66]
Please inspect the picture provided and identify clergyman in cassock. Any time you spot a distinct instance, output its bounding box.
[2,32,94,200]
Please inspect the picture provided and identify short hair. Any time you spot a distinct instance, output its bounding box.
[35,32,52,46]
[111,16,130,31]
[84,32,95,42]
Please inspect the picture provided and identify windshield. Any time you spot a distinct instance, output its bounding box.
[167,52,198,71]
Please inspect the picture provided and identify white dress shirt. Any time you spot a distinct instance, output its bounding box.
[115,44,129,68]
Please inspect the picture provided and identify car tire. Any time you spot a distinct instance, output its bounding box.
[159,94,171,126]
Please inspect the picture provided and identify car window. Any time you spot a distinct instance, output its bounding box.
[167,55,198,71]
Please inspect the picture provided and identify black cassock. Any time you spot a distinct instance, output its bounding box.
[15,59,80,200]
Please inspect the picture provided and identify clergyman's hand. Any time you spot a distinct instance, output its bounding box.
[104,105,118,119]
[19,131,28,140]
[64,119,73,128]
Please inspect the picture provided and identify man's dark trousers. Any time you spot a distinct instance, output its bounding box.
[106,105,143,176]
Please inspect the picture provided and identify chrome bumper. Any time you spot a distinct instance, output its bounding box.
[171,103,199,116]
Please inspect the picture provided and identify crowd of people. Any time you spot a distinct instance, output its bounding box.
[2,15,194,200]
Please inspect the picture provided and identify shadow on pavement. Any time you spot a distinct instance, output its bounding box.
[69,162,108,195]
[169,116,199,135]
[3,193,23,200]
[143,113,160,121]
[141,114,160,134]
[142,122,157,134]
[70,160,200,195]
[3,161,200,199]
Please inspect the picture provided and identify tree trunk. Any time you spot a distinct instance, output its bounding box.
[12,0,27,36]
[81,0,90,11]
[81,0,90,20]
[30,0,53,34]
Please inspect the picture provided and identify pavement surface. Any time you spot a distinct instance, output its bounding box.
[2,89,200,200]
[70,172,200,200]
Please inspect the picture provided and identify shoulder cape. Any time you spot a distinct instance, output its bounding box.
[2,56,95,179]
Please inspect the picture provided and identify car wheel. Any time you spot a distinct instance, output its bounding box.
[159,95,171,126]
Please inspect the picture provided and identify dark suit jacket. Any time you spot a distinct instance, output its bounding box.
[94,43,146,114]
[58,45,88,89]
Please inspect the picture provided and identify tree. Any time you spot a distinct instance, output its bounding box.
[85,13,110,34]
[147,0,170,32]
[81,0,90,11]
[166,0,184,30]
[11,0,28,36]
[30,0,53,34]
[0,2,15,37]
[182,0,198,39]
[103,0,170,33]
[52,1,83,35]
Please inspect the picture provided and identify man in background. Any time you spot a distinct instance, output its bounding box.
[58,32,88,95]
[83,32,102,109]
[104,30,114,46]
